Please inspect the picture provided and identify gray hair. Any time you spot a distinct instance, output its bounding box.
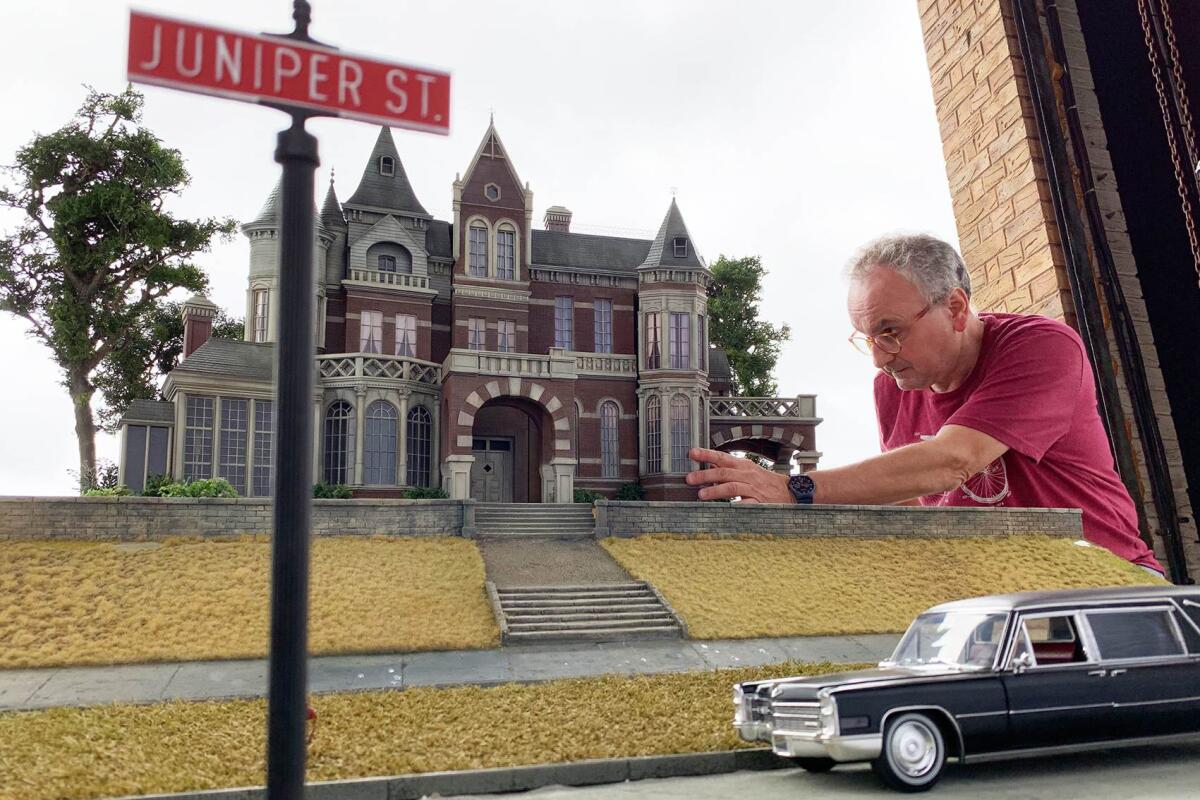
[847,233,971,303]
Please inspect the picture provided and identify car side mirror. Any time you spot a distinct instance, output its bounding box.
[1011,651,1034,674]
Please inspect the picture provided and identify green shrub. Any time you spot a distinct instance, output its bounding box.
[152,478,239,498]
[313,482,353,499]
[616,482,645,501]
[142,474,172,497]
[83,485,133,497]
[403,486,449,499]
[573,488,603,504]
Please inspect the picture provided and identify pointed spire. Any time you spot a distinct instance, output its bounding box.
[345,126,429,217]
[247,181,281,227]
[462,117,526,195]
[320,172,345,230]
[637,197,706,270]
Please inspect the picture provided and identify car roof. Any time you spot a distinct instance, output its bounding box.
[925,585,1200,614]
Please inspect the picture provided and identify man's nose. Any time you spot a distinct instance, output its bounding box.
[871,342,894,370]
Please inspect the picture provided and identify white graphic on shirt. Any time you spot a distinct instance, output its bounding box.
[918,434,1010,505]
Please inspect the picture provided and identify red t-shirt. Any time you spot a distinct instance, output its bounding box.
[874,312,1161,570]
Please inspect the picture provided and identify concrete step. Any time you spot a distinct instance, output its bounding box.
[504,626,682,643]
[504,611,674,623]
[498,589,653,600]
[499,602,665,614]
[488,580,684,645]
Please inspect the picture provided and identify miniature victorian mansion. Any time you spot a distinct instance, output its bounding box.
[117,124,820,502]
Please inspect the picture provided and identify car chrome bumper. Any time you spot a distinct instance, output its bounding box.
[771,731,882,762]
[734,721,773,743]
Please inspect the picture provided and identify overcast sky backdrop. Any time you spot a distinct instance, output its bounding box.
[0,0,958,494]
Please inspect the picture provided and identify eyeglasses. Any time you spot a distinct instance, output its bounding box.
[848,304,932,355]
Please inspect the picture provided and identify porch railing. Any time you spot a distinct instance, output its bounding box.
[345,268,431,291]
[316,353,442,386]
[707,395,818,420]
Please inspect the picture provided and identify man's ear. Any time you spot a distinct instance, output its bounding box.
[948,288,971,332]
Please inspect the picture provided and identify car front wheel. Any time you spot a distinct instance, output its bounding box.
[871,712,946,792]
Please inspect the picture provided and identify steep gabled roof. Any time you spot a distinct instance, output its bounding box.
[461,119,526,195]
[531,229,651,272]
[345,127,429,217]
[637,198,706,270]
[708,347,732,381]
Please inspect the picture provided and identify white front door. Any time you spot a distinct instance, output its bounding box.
[470,438,513,502]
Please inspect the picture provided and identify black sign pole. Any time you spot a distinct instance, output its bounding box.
[267,3,319,798]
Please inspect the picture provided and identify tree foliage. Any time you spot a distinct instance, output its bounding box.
[707,255,791,396]
[0,86,235,489]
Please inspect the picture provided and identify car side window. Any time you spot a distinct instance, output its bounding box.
[1014,614,1088,667]
[1084,609,1184,661]
[1180,599,1200,653]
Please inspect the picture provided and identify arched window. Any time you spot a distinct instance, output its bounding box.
[671,394,691,472]
[367,242,412,275]
[600,401,619,478]
[496,225,516,280]
[323,401,355,485]
[364,401,398,485]
[468,224,488,276]
[646,395,661,474]
[406,405,432,487]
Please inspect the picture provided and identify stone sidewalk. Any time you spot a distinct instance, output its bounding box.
[0,633,899,712]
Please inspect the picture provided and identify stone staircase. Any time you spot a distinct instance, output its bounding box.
[474,503,596,538]
[488,582,686,644]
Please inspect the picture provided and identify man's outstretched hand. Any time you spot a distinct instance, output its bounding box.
[686,447,795,504]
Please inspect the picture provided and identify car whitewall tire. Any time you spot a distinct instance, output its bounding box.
[871,712,947,792]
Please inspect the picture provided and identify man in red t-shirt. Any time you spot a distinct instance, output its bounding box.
[686,233,1163,574]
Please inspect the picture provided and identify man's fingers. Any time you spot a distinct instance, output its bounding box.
[689,447,745,469]
[698,481,756,502]
[685,467,743,486]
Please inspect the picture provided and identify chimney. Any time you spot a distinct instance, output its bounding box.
[544,205,572,233]
[181,295,219,358]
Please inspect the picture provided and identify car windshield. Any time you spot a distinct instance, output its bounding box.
[887,611,1009,670]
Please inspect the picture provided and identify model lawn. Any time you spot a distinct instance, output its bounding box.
[0,534,1157,669]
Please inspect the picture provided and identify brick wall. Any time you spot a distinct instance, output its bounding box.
[0,497,467,541]
[918,0,1073,321]
[595,501,1083,539]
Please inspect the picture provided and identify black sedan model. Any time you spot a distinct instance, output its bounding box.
[733,585,1200,792]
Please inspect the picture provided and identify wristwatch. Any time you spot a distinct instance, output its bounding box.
[787,474,816,504]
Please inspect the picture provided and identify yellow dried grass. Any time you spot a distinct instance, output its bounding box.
[0,537,498,669]
[0,660,857,800]
[601,535,1165,639]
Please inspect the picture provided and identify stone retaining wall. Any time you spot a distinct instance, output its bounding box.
[594,501,1083,539]
[0,497,467,540]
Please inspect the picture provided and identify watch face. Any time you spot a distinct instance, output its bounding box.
[790,474,815,493]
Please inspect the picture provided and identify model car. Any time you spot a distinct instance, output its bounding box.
[733,585,1200,792]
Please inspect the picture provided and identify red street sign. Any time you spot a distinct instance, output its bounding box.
[127,10,450,134]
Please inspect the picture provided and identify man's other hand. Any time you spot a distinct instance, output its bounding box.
[686,447,794,503]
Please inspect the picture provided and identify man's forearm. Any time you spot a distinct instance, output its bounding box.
[808,440,965,505]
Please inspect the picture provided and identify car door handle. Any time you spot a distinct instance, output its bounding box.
[1087,669,1108,677]
[1109,669,1127,677]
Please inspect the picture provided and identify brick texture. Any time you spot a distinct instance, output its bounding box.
[595,501,1082,540]
[0,497,465,540]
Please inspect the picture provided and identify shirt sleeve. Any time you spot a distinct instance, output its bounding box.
[945,324,1086,462]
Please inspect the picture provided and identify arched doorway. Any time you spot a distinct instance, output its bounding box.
[470,396,554,502]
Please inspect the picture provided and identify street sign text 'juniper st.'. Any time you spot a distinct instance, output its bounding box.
[127,10,450,133]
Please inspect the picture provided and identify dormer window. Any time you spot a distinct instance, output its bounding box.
[673,237,688,258]
[378,255,396,272]
[379,156,395,176]
[484,183,501,202]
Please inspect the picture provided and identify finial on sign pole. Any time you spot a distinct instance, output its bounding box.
[293,1,312,39]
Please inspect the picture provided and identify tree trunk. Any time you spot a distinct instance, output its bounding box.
[69,372,97,493]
